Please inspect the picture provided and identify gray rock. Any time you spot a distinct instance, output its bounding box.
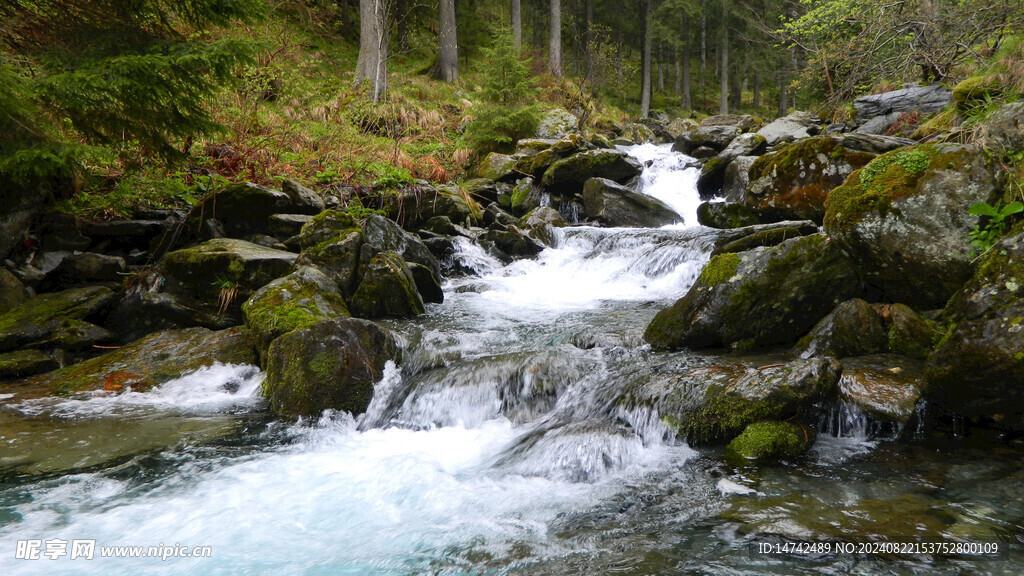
[791,298,888,359]
[535,108,578,139]
[853,85,952,122]
[349,252,425,318]
[756,111,822,146]
[854,112,901,135]
[44,252,125,287]
[281,179,326,215]
[0,286,117,353]
[582,178,681,228]
[839,354,926,423]
[268,213,313,241]
[721,156,758,203]
[541,150,642,195]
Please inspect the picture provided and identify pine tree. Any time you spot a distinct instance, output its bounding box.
[464,30,541,154]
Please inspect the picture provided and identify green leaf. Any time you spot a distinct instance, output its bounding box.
[968,202,1000,217]
[1000,201,1024,216]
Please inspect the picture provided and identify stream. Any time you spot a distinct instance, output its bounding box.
[1,143,1023,574]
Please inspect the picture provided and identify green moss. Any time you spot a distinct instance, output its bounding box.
[952,75,1003,107]
[698,253,741,286]
[680,386,788,444]
[724,421,812,462]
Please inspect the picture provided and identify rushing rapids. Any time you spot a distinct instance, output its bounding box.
[1,144,1022,575]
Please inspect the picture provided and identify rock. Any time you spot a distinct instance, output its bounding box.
[952,76,1003,112]
[582,178,681,227]
[836,133,915,154]
[701,114,756,132]
[589,133,613,149]
[268,213,313,241]
[697,134,767,197]
[756,111,822,146]
[0,350,59,380]
[626,357,840,443]
[541,150,642,195]
[982,101,1024,154]
[246,234,288,251]
[516,138,559,156]
[925,233,1024,428]
[666,118,699,139]
[791,298,887,359]
[0,175,50,262]
[422,215,459,236]
[187,182,292,239]
[855,112,901,135]
[81,219,166,244]
[17,326,257,395]
[824,143,998,307]
[519,206,568,246]
[26,319,115,352]
[103,290,240,342]
[242,267,351,356]
[536,108,578,139]
[745,136,876,224]
[295,226,364,297]
[839,354,926,423]
[280,179,325,215]
[672,125,741,155]
[853,85,952,122]
[360,214,442,296]
[721,156,758,203]
[160,238,297,304]
[263,318,398,417]
[478,152,519,182]
[725,421,814,462]
[481,228,545,258]
[621,122,656,144]
[689,146,718,159]
[412,186,479,227]
[408,262,444,304]
[644,234,861,350]
[0,286,116,353]
[0,268,28,315]
[484,202,519,227]
[43,252,126,288]
[882,303,938,359]
[696,202,759,229]
[712,222,820,255]
[509,178,547,214]
[349,251,425,318]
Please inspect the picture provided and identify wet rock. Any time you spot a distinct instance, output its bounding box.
[242,267,350,356]
[484,202,519,228]
[280,179,325,215]
[926,233,1024,428]
[645,234,861,350]
[582,178,681,228]
[791,298,887,359]
[0,268,28,315]
[17,326,257,396]
[43,252,125,288]
[0,286,116,353]
[160,239,297,306]
[721,156,758,203]
[711,223,819,255]
[725,421,815,462]
[349,252,425,318]
[824,143,998,307]
[509,177,547,215]
[482,228,545,258]
[697,134,767,197]
[187,182,292,239]
[26,318,115,352]
[696,202,759,229]
[519,206,568,246]
[104,290,241,341]
[756,111,822,146]
[408,262,444,304]
[422,215,459,236]
[0,350,59,380]
[745,136,876,224]
[839,354,925,423]
[542,150,642,195]
[360,214,442,297]
[673,125,742,155]
[881,303,938,359]
[268,213,313,241]
[263,318,398,417]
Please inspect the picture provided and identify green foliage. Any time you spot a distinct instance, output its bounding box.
[463,30,541,154]
[969,200,1024,253]
[859,148,935,192]
[369,164,414,190]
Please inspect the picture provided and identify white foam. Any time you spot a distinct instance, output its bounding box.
[620,143,703,226]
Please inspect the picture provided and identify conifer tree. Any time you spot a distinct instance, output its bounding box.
[464,30,541,153]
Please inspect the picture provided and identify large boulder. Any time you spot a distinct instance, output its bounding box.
[535,108,578,139]
[477,153,519,182]
[280,179,326,215]
[0,286,116,353]
[541,150,642,195]
[43,252,125,288]
[721,156,758,203]
[711,221,820,255]
[744,136,876,223]
[696,202,759,229]
[697,134,767,197]
[349,251,425,318]
[791,298,888,359]
[0,268,28,315]
[263,318,398,418]
[582,178,681,227]
[926,233,1024,428]
[624,356,840,443]
[16,326,257,396]
[839,354,926,423]
[725,421,815,462]
[0,350,59,381]
[672,125,741,155]
[293,211,365,296]
[756,111,822,147]
[518,206,568,246]
[242,267,351,356]
[644,234,861,350]
[160,238,297,307]
[824,143,998,308]
[187,182,292,239]
[982,101,1024,154]
[853,85,952,124]
[360,214,443,301]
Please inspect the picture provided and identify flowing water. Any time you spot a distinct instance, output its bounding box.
[2,144,1024,574]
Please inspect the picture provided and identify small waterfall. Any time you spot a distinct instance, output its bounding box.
[620,143,702,225]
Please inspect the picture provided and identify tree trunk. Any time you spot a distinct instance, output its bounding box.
[657,47,665,93]
[640,0,652,118]
[719,0,728,114]
[437,0,458,82]
[730,69,742,109]
[681,17,691,110]
[752,70,760,108]
[700,0,706,74]
[584,0,593,84]
[674,55,681,96]
[778,69,788,116]
[512,0,522,47]
[549,0,561,76]
[396,0,408,54]
[355,0,387,101]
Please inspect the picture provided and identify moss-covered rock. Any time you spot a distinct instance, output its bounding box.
[745,136,876,224]
[17,326,257,396]
[160,238,297,301]
[294,218,364,297]
[645,234,861,350]
[482,228,545,258]
[541,150,642,195]
[242,267,350,357]
[0,286,116,353]
[582,178,681,227]
[268,213,313,241]
[839,354,926,423]
[925,232,1024,428]
[0,350,58,380]
[291,210,361,251]
[624,356,839,444]
[263,318,398,418]
[883,303,938,359]
[982,100,1024,154]
[280,179,325,215]
[509,177,547,214]
[518,206,568,246]
[697,134,767,196]
[186,182,292,239]
[696,202,759,229]
[721,156,758,203]
[27,318,115,352]
[42,252,125,289]
[0,268,27,316]
[725,421,814,462]
[349,251,425,318]
[359,214,443,301]
[952,75,1003,110]
[536,108,577,139]
[711,223,818,255]
[823,143,997,308]
[515,138,559,156]
[477,152,518,182]
[791,298,887,359]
